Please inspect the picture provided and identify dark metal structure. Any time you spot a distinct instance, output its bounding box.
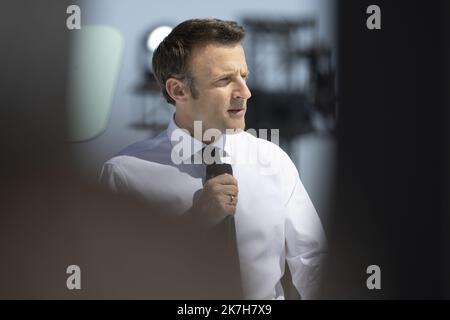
[242,17,336,149]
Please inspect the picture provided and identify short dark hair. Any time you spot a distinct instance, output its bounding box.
[152,18,245,105]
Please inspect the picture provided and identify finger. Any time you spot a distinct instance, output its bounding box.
[209,173,237,186]
[221,193,238,208]
[224,199,237,212]
[214,185,238,197]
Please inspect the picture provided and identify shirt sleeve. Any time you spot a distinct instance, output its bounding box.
[99,161,129,193]
[284,171,327,300]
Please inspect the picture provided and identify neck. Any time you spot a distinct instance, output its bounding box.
[173,112,223,145]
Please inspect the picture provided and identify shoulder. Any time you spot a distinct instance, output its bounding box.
[101,130,170,176]
[237,130,297,172]
[239,130,301,196]
[101,127,179,174]
[103,154,142,168]
[102,130,175,168]
[116,131,170,158]
[101,155,141,182]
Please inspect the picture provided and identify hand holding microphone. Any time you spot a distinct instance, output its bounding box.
[186,162,238,228]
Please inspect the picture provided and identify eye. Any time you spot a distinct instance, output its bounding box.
[216,77,231,85]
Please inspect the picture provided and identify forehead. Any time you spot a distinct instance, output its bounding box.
[189,43,248,78]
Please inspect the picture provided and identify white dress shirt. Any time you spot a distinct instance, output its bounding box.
[100,113,327,299]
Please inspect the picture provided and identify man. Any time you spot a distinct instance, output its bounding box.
[101,18,327,299]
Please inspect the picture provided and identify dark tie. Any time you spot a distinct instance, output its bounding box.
[202,147,243,298]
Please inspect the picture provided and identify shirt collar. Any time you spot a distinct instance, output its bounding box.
[166,112,232,163]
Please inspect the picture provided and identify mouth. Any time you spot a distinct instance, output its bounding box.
[227,108,245,117]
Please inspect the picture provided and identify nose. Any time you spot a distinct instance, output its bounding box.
[233,78,252,100]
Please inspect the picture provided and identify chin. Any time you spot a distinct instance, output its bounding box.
[225,121,245,132]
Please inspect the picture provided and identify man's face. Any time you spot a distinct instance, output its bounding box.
[179,43,252,136]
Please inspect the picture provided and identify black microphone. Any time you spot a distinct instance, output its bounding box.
[205,163,235,238]
[205,163,235,236]
[205,162,243,297]
[206,162,233,181]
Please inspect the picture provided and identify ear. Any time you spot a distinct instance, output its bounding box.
[165,78,189,104]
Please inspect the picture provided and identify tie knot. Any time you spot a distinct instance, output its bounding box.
[201,146,223,165]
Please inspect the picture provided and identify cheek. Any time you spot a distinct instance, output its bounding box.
[207,89,231,108]
[196,91,228,114]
